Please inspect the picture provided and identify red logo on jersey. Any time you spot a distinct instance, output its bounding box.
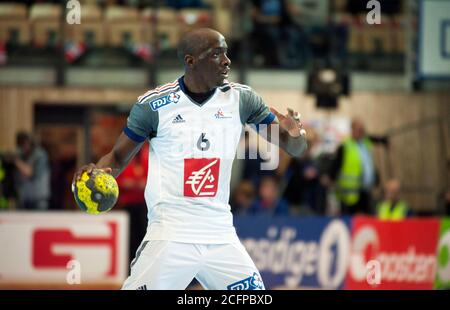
[184,158,220,197]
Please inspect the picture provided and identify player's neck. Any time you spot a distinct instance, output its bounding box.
[183,74,214,94]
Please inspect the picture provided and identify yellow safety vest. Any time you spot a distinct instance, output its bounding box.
[336,138,373,206]
[377,201,408,220]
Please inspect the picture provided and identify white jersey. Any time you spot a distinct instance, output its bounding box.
[125,77,274,243]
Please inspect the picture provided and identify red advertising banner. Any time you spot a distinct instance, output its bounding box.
[346,216,440,290]
[0,212,129,288]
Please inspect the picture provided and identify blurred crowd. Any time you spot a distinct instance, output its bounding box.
[1,0,406,71]
[229,118,450,219]
[2,119,450,220]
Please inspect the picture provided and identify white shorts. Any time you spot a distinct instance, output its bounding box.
[121,240,265,290]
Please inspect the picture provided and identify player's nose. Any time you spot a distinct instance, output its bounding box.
[222,54,231,67]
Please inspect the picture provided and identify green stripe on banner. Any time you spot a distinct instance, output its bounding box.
[435,218,450,289]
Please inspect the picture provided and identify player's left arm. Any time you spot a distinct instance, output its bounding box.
[266,107,307,157]
[239,87,307,157]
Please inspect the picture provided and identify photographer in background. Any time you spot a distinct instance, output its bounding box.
[11,132,50,210]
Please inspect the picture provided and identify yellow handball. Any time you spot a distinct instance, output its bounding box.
[73,169,119,214]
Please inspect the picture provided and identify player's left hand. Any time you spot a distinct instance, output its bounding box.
[270,107,306,138]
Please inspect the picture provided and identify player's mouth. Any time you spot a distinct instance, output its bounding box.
[220,69,229,78]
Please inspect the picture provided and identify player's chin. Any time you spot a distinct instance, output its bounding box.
[216,76,228,86]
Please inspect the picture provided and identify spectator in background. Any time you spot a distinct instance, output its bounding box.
[252,0,312,68]
[283,130,327,215]
[13,132,50,210]
[230,180,256,215]
[327,118,377,215]
[250,175,289,215]
[251,0,285,66]
[116,144,149,264]
[376,179,411,220]
[284,0,330,66]
[286,0,329,26]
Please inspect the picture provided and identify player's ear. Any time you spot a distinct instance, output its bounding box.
[185,54,195,68]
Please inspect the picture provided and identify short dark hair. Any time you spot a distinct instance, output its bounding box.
[177,28,222,63]
[177,34,202,62]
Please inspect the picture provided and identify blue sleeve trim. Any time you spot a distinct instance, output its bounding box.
[124,127,146,143]
[258,112,275,125]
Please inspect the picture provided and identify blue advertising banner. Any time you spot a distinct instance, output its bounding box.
[234,216,352,290]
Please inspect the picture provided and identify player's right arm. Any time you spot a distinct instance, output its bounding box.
[72,133,143,184]
[73,98,157,184]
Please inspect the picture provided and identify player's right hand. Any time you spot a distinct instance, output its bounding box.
[72,164,112,192]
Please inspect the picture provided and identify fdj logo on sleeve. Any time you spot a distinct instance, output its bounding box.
[227,272,264,290]
[149,92,180,111]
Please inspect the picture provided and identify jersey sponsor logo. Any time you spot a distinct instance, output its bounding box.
[214,108,232,119]
[227,272,264,290]
[148,92,180,111]
[184,158,220,197]
[172,114,185,123]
